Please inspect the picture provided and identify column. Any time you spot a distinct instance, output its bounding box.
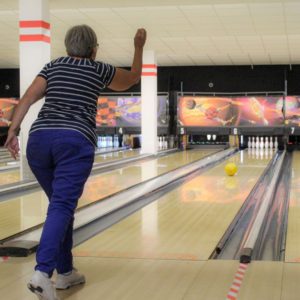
[19,0,50,180]
[141,50,157,154]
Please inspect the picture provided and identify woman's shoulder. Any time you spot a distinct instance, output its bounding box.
[45,57,68,68]
[93,60,105,67]
[93,60,115,73]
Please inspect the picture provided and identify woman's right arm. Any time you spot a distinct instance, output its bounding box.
[108,28,147,91]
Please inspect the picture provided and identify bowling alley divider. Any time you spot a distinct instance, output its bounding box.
[239,151,286,263]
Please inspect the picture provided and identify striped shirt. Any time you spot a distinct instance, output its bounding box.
[30,56,116,146]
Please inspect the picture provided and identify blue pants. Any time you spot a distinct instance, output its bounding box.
[26,129,94,277]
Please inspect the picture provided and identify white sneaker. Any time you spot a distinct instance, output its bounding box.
[28,270,60,300]
[55,268,86,290]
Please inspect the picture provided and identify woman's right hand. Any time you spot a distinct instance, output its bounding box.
[134,28,147,49]
[5,130,19,160]
[108,28,147,91]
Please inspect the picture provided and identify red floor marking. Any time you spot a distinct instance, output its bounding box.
[226,263,249,300]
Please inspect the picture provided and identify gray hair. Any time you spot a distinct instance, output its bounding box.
[65,25,98,58]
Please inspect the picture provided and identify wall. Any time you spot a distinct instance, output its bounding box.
[2,65,299,98]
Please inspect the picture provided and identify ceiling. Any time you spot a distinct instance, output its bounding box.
[0,0,300,68]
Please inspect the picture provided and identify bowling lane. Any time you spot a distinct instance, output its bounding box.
[0,149,140,187]
[0,161,19,167]
[0,169,20,185]
[284,151,300,262]
[0,149,216,241]
[94,149,140,164]
[73,149,273,262]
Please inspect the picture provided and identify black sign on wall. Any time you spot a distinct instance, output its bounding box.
[0,69,19,98]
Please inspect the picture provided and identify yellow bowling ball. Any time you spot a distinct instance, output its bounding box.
[225,162,238,176]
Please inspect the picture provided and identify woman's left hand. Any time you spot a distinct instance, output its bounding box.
[5,131,20,160]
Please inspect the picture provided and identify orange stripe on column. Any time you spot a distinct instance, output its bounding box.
[142,64,157,68]
[142,72,157,76]
[20,34,50,43]
[19,20,50,29]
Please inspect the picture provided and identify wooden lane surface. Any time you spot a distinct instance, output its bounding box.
[93,149,140,164]
[0,149,216,240]
[0,169,20,185]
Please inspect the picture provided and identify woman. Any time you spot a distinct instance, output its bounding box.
[5,25,146,300]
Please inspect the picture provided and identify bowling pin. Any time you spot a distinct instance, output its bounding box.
[274,137,278,149]
[256,136,259,148]
[207,134,211,141]
[265,137,269,149]
[248,136,252,148]
[270,136,273,149]
[251,137,255,148]
[159,136,163,149]
[212,134,217,141]
[260,137,264,149]
[163,137,168,149]
[240,135,244,146]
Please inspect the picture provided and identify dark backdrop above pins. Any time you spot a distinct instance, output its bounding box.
[2,64,300,98]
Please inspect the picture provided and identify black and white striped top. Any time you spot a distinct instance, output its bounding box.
[30,56,116,146]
